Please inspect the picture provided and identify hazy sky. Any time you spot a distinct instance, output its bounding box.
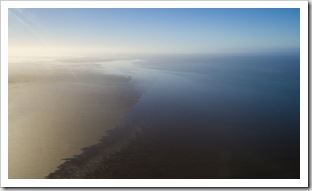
[9,8,300,57]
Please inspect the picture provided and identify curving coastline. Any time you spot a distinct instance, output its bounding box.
[8,58,140,178]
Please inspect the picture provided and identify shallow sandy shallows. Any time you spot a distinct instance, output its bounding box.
[8,59,138,179]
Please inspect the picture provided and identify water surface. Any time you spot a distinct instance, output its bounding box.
[48,53,300,178]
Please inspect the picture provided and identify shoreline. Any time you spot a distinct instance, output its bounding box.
[47,118,143,179]
[8,59,140,178]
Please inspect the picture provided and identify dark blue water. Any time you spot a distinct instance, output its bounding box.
[110,53,300,178]
[50,53,300,179]
[130,54,300,130]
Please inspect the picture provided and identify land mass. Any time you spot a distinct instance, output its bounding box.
[8,59,139,178]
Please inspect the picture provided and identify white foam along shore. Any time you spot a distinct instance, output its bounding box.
[8,57,139,178]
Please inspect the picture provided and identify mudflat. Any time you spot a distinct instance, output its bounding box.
[8,59,138,178]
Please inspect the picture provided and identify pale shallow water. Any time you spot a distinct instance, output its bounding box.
[8,58,139,178]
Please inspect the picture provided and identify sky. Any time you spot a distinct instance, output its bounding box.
[8,8,300,57]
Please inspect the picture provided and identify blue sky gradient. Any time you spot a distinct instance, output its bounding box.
[8,8,300,56]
